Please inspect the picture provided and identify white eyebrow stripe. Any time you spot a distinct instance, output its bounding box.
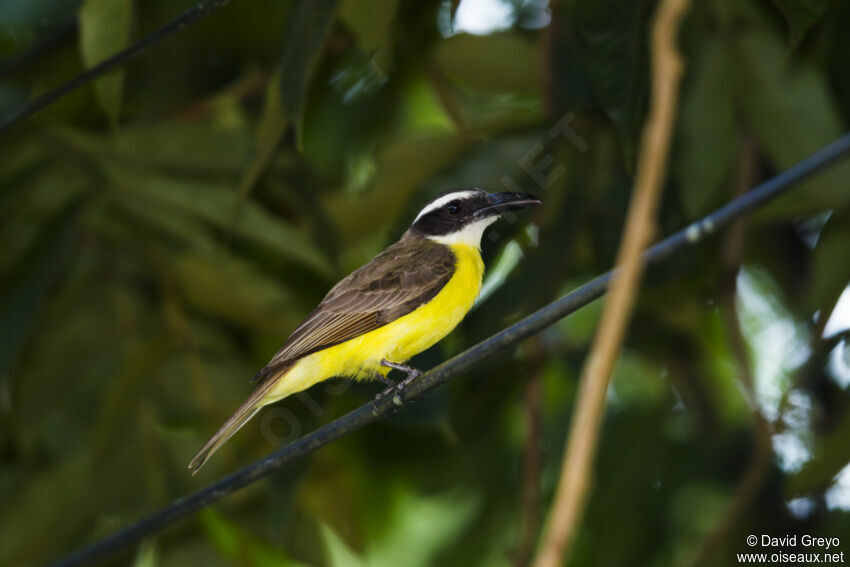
[413,190,480,223]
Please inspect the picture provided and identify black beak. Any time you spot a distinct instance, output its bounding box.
[474,192,542,219]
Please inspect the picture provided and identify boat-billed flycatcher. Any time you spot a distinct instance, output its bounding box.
[189,189,541,473]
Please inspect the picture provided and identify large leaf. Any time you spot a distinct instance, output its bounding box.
[53,124,253,173]
[573,0,657,168]
[732,29,850,217]
[100,163,332,275]
[279,0,339,130]
[114,122,253,172]
[364,485,480,567]
[339,0,398,69]
[770,0,831,48]
[78,0,133,125]
[433,32,540,92]
[675,39,736,219]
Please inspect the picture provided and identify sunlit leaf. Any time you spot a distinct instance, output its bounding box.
[339,0,398,69]
[398,71,453,134]
[434,32,540,93]
[319,521,366,567]
[131,539,158,567]
[365,485,480,567]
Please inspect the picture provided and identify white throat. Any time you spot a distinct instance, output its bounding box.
[426,216,499,248]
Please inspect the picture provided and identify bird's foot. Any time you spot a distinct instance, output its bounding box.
[371,361,422,414]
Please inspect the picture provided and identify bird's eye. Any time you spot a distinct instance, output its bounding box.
[447,202,461,215]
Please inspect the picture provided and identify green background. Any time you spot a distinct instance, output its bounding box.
[2,0,850,565]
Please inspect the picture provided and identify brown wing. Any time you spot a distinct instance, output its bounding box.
[252,236,455,385]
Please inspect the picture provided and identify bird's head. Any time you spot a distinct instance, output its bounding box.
[406,188,541,247]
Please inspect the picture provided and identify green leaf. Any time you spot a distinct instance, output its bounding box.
[808,212,850,314]
[234,71,289,209]
[732,29,850,217]
[100,163,332,275]
[770,0,831,48]
[339,0,398,69]
[365,485,480,567]
[324,135,465,244]
[0,199,82,382]
[319,521,366,567]
[78,0,133,125]
[0,452,93,565]
[52,123,253,173]
[199,509,309,567]
[573,0,656,168]
[114,122,253,172]
[279,0,339,133]
[171,247,299,332]
[433,32,540,93]
[131,540,158,567]
[398,70,454,134]
[675,39,736,219]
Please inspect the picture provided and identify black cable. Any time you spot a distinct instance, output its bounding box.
[47,132,850,567]
[0,0,233,135]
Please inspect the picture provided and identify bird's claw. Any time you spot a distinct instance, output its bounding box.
[371,362,422,415]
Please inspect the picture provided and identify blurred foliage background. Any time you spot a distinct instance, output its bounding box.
[2,0,850,565]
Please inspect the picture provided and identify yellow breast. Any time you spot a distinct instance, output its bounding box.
[266,243,483,401]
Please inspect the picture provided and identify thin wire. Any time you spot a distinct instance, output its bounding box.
[48,132,850,567]
[0,0,233,135]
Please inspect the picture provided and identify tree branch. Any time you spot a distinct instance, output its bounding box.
[532,1,690,565]
[47,130,850,567]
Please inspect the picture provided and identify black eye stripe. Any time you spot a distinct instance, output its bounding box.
[410,191,490,236]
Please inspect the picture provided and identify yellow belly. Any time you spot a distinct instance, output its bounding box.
[265,243,483,402]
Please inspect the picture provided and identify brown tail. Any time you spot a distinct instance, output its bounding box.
[188,365,290,474]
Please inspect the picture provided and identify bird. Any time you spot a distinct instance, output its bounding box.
[188,188,541,473]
